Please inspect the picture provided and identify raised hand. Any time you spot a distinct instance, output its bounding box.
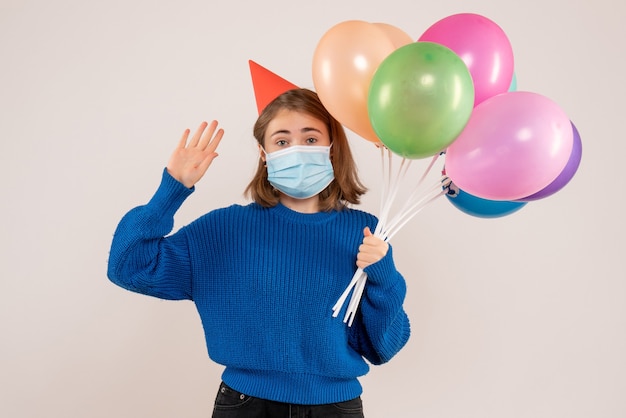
[166,120,224,188]
[356,227,389,269]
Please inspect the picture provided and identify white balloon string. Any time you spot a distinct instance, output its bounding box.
[332,267,365,317]
[387,154,439,228]
[344,279,361,324]
[384,187,447,242]
[345,273,367,325]
[386,157,412,221]
[378,148,415,235]
[381,177,447,240]
[374,147,389,236]
[376,149,396,235]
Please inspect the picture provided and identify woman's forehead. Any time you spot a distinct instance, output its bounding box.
[266,109,328,135]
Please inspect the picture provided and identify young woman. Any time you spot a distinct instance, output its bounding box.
[108,88,410,417]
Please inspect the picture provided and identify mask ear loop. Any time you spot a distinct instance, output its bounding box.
[259,144,268,166]
[259,145,276,193]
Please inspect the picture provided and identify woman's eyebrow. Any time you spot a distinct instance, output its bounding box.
[270,127,322,137]
[270,129,291,138]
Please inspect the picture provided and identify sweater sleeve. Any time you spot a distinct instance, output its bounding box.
[348,245,411,365]
[107,169,195,300]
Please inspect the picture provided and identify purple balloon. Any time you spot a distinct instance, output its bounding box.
[518,122,582,201]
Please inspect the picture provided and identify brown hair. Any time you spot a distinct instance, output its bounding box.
[244,88,367,211]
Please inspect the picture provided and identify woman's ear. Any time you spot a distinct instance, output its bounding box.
[258,143,266,162]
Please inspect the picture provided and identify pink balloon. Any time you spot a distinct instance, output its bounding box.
[445,91,574,201]
[419,13,514,106]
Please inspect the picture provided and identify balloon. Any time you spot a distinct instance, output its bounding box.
[445,182,527,218]
[517,122,582,201]
[368,41,474,159]
[373,23,413,48]
[418,13,514,106]
[312,20,396,143]
[445,91,573,201]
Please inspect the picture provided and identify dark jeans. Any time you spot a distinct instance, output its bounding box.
[212,382,365,418]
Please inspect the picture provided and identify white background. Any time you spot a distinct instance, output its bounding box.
[1,0,624,417]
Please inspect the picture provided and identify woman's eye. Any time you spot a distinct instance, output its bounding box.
[276,139,288,146]
[306,137,318,144]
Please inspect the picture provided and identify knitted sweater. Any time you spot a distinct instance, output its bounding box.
[107,169,411,405]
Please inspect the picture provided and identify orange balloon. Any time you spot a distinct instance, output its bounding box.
[373,23,413,48]
[312,20,395,143]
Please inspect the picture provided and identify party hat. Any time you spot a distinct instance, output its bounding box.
[249,60,299,115]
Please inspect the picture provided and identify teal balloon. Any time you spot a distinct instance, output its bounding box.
[508,72,517,92]
[368,41,474,159]
[445,183,527,218]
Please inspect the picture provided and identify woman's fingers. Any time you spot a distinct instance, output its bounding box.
[182,120,224,152]
[199,120,224,152]
[177,128,191,149]
[196,153,218,177]
[356,228,389,269]
[189,121,209,147]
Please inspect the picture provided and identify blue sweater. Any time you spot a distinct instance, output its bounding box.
[108,169,410,405]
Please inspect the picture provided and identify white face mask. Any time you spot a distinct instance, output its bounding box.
[264,145,334,199]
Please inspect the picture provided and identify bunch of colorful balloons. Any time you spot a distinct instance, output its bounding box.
[312,13,582,219]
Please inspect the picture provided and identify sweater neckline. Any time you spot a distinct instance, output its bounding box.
[269,202,339,225]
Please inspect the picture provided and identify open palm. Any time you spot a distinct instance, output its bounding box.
[166,120,224,188]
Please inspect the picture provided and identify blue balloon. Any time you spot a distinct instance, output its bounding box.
[445,182,527,218]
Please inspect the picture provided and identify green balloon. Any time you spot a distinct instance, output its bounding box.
[368,41,475,159]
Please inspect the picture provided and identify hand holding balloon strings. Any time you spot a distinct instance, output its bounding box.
[333,148,450,325]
